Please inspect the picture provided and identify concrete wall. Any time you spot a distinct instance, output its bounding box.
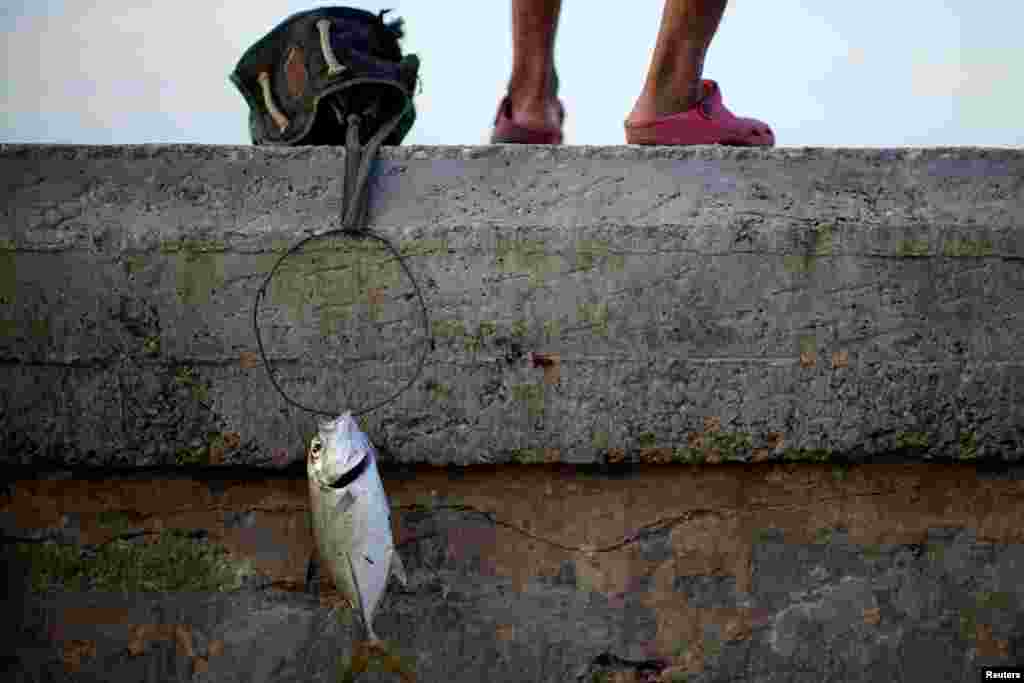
[1,144,1023,468]
[3,144,1023,681]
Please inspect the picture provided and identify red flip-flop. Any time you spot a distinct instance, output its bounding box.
[624,79,774,146]
[490,95,565,144]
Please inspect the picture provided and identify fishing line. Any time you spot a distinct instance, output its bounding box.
[252,83,434,418]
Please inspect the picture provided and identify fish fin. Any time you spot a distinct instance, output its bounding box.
[345,551,377,642]
[390,550,408,587]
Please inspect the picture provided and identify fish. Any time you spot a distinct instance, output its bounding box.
[306,411,406,643]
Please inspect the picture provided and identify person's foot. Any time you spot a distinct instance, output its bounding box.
[625,79,704,127]
[506,89,563,131]
[624,79,774,146]
[491,69,564,144]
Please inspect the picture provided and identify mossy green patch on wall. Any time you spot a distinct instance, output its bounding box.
[574,239,626,273]
[673,431,753,463]
[578,303,609,336]
[142,335,161,356]
[862,544,883,561]
[703,631,723,659]
[959,607,978,641]
[173,249,226,306]
[813,223,835,256]
[511,448,544,464]
[173,365,209,403]
[511,383,544,418]
[798,334,817,358]
[423,379,452,401]
[317,303,352,338]
[122,252,152,279]
[15,530,256,593]
[432,318,466,339]
[261,236,407,325]
[782,447,831,463]
[975,590,1011,610]
[897,240,930,257]
[175,430,227,466]
[783,254,816,273]
[943,239,993,257]
[462,321,498,352]
[895,432,929,449]
[958,432,978,460]
[495,236,562,285]
[175,445,209,466]
[399,237,448,258]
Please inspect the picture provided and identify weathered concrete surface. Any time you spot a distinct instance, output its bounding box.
[1,144,1023,468]
[3,463,1023,681]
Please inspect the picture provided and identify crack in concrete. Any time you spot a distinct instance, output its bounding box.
[394,487,893,557]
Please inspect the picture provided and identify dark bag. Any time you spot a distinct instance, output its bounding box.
[230,6,419,147]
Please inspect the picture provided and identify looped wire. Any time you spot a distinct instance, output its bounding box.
[252,86,434,418]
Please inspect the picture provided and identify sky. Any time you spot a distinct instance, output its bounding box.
[1,1,1021,148]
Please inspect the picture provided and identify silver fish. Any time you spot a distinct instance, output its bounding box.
[307,411,406,643]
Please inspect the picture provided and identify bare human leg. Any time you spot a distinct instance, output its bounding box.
[505,0,563,131]
[627,0,727,125]
[624,0,774,145]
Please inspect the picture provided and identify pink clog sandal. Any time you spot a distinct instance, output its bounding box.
[624,79,774,146]
[490,95,565,144]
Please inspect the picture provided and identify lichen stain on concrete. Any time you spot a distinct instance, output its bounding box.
[958,431,978,460]
[895,432,929,449]
[423,379,452,401]
[495,236,562,285]
[578,302,610,336]
[255,235,435,327]
[783,254,815,273]
[432,318,466,340]
[574,239,626,273]
[173,250,226,306]
[510,383,544,418]
[943,238,994,257]
[798,334,817,368]
[897,239,930,257]
[812,223,834,256]
[15,528,255,593]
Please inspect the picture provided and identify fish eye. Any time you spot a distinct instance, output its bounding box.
[309,439,322,459]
